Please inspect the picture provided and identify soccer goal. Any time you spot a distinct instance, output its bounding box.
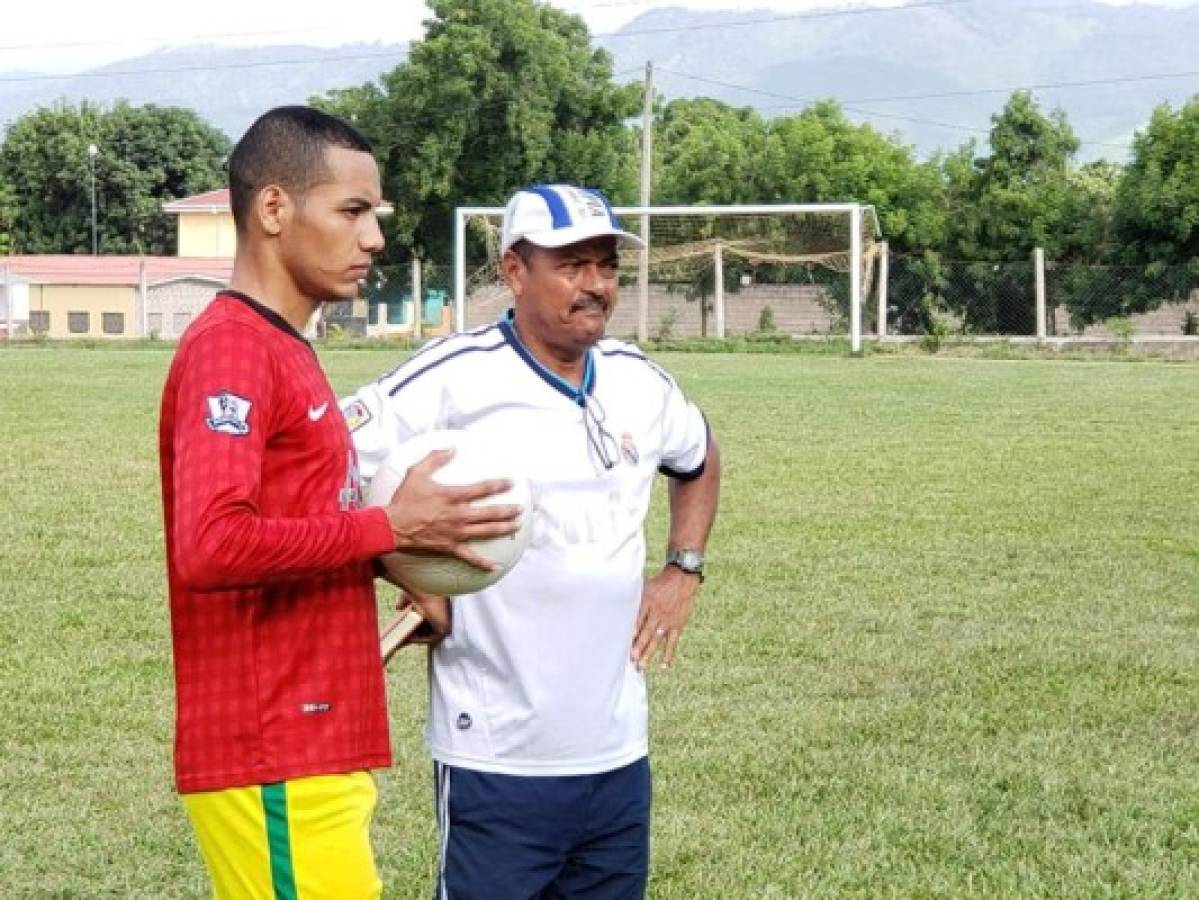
[452,203,882,350]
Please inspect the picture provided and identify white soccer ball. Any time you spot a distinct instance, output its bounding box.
[366,429,531,596]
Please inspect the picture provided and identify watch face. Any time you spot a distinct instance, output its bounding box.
[670,550,704,572]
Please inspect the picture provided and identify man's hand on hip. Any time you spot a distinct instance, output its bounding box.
[632,567,701,671]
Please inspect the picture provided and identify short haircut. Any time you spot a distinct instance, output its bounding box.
[228,106,373,233]
[507,239,535,265]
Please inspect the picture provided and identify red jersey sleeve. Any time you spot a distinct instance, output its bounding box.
[169,322,394,591]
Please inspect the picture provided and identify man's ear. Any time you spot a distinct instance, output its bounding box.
[500,249,527,298]
[255,185,291,237]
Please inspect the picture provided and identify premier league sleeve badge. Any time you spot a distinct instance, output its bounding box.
[205,391,252,436]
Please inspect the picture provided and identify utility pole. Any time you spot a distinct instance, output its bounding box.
[411,257,423,342]
[87,143,99,255]
[637,60,653,344]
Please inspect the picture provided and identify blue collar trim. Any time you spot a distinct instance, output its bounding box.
[500,310,595,404]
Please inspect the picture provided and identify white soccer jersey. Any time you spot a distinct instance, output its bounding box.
[343,313,709,776]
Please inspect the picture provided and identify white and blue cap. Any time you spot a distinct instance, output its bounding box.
[501,184,646,254]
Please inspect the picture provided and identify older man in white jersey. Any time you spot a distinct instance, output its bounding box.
[343,184,721,900]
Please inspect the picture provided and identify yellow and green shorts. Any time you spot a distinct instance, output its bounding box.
[182,770,381,900]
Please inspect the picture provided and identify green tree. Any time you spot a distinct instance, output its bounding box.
[655,99,769,205]
[762,100,947,255]
[1060,160,1120,259]
[0,101,229,255]
[612,95,948,253]
[1104,98,1199,322]
[315,0,640,264]
[649,98,947,332]
[758,101,948,332]
[1048,160,1125,329]
[0,174,15,255]
[937,92,1097,333]
[951,92,1080,262]
[1113,99,1199,264]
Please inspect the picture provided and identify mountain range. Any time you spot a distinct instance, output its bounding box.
[2,0,1197,161]
[0,43,408,140]
[601,0,1199,159]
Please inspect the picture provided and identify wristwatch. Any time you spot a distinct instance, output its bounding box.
[665,549,705,582]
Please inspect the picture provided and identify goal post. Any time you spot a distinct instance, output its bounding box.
[453,203,882,350]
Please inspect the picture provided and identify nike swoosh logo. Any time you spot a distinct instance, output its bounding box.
[308,402,328,421]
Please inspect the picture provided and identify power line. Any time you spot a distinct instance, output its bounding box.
[653,66,1133,149]
[0,51,407,85]
[351,73,1125,153]
[0,27,344,52]
[0,52,1135,152]
[843,70,1199,104]
[655,65,1199,111]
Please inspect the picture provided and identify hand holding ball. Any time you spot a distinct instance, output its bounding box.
[368,430,531,596]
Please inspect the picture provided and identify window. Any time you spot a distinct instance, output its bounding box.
[68,311,89,334]
[102,312,124,335]
[172,312,191,335]
[29,311,50,333]
[147,313,163,336]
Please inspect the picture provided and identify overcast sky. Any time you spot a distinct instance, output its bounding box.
[4,0,1198,74]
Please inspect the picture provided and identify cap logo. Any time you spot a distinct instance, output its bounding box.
[574,190,610,222]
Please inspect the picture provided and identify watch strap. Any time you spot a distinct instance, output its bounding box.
[665,549,705,581]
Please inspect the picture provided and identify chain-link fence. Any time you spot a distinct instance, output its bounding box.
[330,250,1198,343]
[886,254,1199,338]
[462,260,857,341]
[1045,262,1199,337]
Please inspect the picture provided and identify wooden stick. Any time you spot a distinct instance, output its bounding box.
[379,607,426,666]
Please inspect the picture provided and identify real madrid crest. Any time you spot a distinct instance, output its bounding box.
[620,432,639,466]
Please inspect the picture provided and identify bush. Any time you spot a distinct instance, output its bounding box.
[756,305,777,333]
[920,311,951,353]
[653,307,678,342]
[1105,316,1135,342]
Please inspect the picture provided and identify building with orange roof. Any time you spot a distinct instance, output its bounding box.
[0,188,405,340]
[162,189,237,258]
[1,255,233,339]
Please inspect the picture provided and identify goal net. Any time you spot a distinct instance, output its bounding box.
[452,204,882,348]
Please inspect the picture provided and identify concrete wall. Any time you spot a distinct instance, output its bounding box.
[28,284,136,339]
[1050,296,1199,338]
[147,278,227,338]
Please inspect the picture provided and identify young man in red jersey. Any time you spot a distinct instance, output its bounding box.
[158,106,520,899]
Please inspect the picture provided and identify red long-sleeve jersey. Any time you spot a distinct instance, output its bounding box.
[159,291,396,793]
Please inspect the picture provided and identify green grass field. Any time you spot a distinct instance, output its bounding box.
[1,346,1196,898]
